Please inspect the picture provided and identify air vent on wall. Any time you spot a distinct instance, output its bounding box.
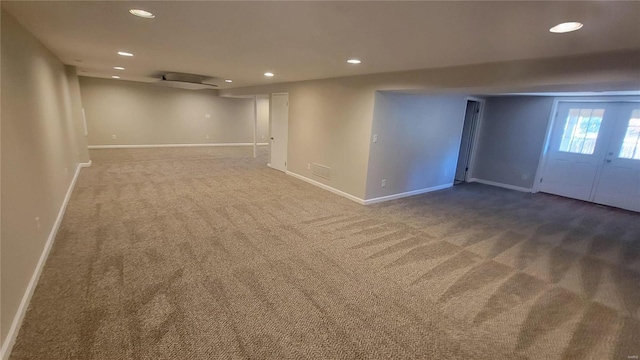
[154,72,219,90]
[312,163,331,180]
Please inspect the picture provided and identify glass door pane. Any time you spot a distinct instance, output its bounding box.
[593,105,640,212]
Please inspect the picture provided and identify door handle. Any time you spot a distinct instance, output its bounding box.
[605,159,612,163]
[270,137,274,140]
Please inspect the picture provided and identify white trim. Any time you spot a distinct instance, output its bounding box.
[469,178,532,193]
[532,98,561,193]
[464,97,486,182]
[79,160,92,168]
[1,163,86,360]
[363,184,452,205]
[286,171,366,205]
[253,95,258,158]
[285,171,452,206]
[266,163,279,171]
[88,143,268,149]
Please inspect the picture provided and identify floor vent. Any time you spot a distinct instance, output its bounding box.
[312,163,331,180]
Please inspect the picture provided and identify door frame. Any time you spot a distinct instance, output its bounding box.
[532,98,640,193]
[268,92,289,172]
[463,96,486,182]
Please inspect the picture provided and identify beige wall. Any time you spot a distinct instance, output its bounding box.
[257,96,269,143]
[79,77,259,146]
[366,92,467,199]
[220,49,640,200]
[1,11,87,347]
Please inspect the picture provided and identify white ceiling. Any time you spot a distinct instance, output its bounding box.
[3,1,639,89]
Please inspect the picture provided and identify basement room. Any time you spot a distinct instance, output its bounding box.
[1,1,639,359]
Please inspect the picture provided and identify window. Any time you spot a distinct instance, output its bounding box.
[559,108,604,155]
[619,109,640,160]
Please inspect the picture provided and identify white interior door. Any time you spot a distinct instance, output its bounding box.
[593,105,640,211]
[269,93,289,172]
[539,102,614,201]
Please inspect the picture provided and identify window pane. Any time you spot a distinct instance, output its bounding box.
[619,109,640,160]
[559,108,603,155]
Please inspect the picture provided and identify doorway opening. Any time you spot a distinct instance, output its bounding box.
[455,99,482,184]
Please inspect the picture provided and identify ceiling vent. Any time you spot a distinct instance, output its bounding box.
[154,72,218,90]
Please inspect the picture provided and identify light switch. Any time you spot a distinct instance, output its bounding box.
[373,134,378,143]
[205,114,211,118]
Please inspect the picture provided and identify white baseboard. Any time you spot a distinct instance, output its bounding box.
[0,163,85,360]
[88,143,269,149]
[364,183,453,205]
[284,171,454,206]
[468,178,532,193]
[285,171,366,205]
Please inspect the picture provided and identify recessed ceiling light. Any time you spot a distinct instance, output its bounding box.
[225,79,233,83]
[117,51,134,57]
[114,66,125,70]
[129,9,155,19]
[112,75,120,79]
[264,72,274,77]
[347,59,362,64]
[549,22,583,33]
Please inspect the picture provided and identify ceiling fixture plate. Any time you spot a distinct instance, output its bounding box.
[154,72,219,90]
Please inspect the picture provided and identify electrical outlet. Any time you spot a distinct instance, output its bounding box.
[205,114,211,118]
[381,179,386,187]
[373,134,378,143]
[111,134,117,140]
[308,163,311,170]
[261,135,265,139]
[35,217,41,230]
[206,135,210,139]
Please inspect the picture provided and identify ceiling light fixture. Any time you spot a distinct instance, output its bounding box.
[264,72,274,77]
[347,59,362,64]
[549,22,583,33]
[117,51,134,57]
[129,9,155,19]
[112,75,121,79]
[225,79,233,83]
[114,66,125,70]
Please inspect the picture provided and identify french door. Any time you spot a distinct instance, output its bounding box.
[540,102,640,212]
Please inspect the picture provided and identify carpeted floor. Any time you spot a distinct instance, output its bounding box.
[10,146,640,360]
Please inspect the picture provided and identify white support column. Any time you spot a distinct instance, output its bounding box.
[253,95,258,158]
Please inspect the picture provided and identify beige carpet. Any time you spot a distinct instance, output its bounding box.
[10,146,640,360]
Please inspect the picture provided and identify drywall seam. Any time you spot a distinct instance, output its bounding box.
[0,163,85,360]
